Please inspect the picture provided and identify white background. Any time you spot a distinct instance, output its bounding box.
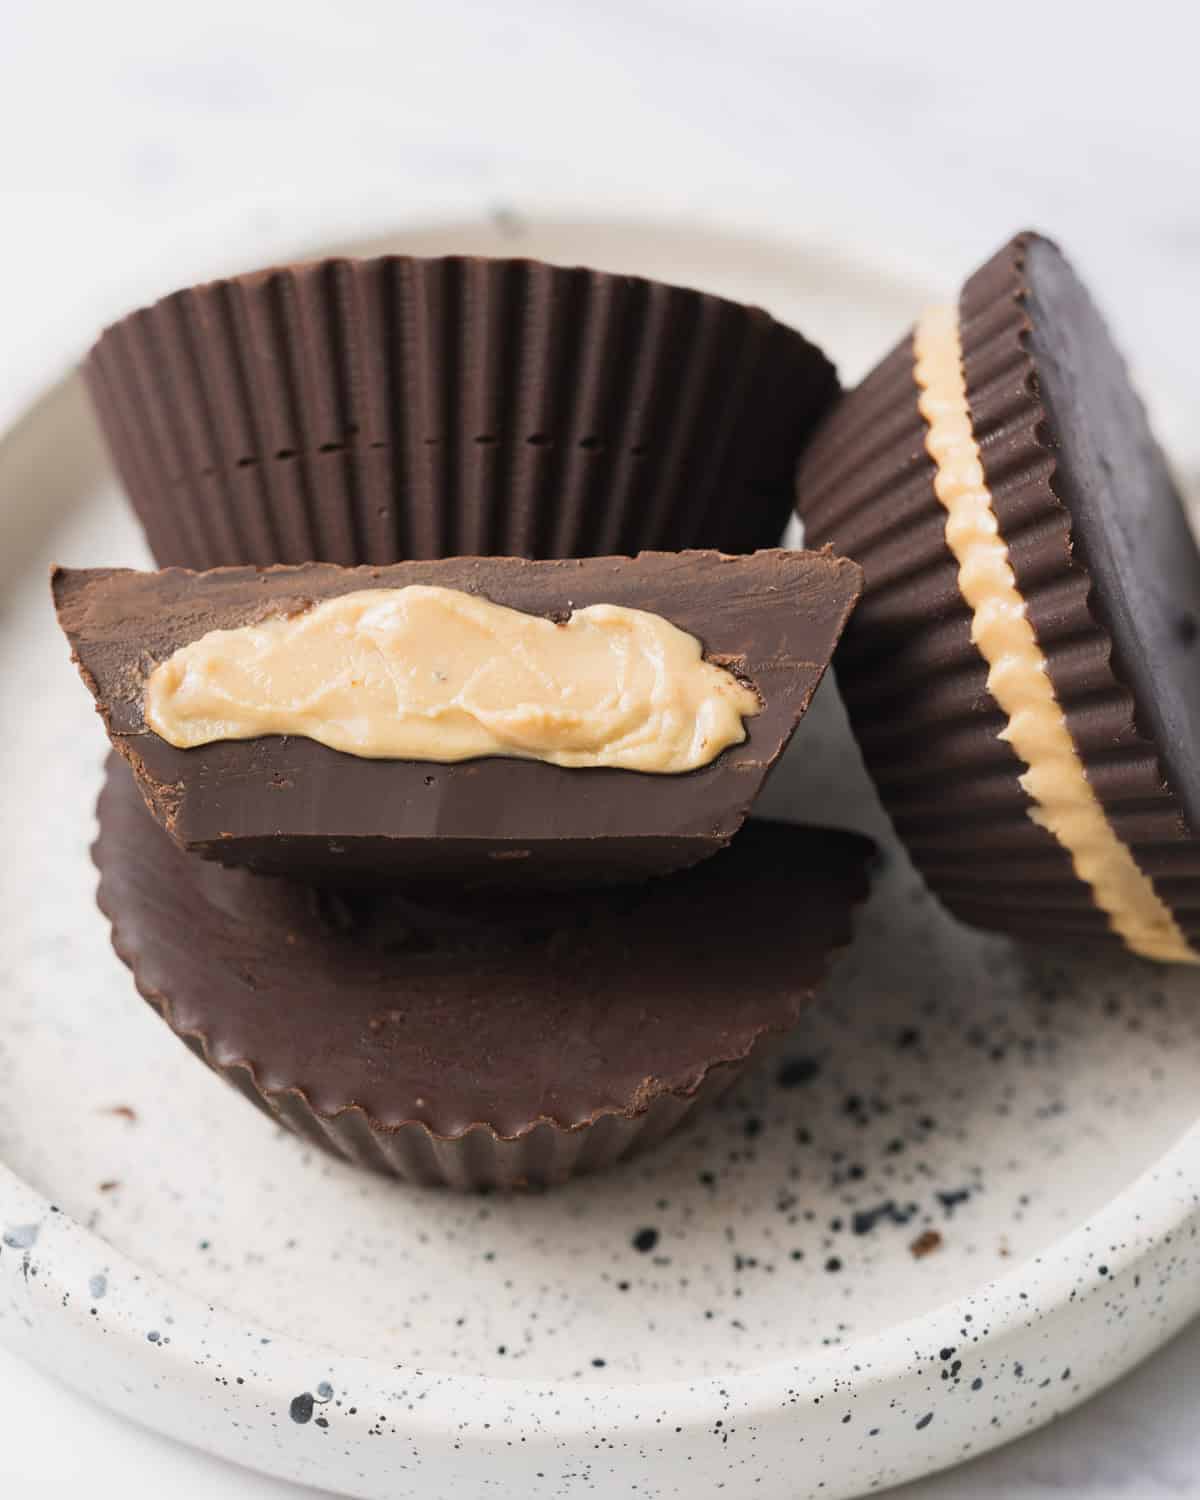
[3,1,1200,1494]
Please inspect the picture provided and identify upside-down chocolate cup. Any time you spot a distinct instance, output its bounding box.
[93,755,874,1189]
[795,231,1200,963]
[85,256,839,570]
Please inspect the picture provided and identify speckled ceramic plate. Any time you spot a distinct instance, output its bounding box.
[3,217,1200,1500]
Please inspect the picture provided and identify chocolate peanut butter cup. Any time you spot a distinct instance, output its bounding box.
[795,231,1200,963]
[93,755,874,1189]
[85,256,839,570]
[54,549,861,885]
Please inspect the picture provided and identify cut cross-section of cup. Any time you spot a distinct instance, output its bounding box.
[55,548,862,886]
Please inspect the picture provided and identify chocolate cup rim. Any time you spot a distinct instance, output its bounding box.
[87,251,785,353]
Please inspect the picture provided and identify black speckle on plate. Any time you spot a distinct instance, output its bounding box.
[776,1057,821,1089]
[290,1392,315,1425]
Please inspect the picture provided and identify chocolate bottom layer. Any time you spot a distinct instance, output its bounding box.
[93,755,874,1188]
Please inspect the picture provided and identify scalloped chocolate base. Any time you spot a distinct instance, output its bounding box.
[93,755,874,1189]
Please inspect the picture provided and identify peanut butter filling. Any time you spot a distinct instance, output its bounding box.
[144,585,760,774]
[913,303,1196,964]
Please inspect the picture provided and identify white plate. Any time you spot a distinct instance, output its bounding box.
[3,217,1200,1500]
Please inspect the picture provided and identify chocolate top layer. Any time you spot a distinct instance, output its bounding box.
[95,755,874,1137]
[55,549,862,885]
[1021,235,1200,836]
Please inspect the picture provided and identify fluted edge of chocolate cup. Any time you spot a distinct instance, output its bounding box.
[131,1013,750,1190]
[795,231,1200,949]
[84,256,839,570]
[92,760,871,1191]
[94,906,816,1193]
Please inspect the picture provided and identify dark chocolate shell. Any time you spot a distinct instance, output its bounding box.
[86,256,838,569]
[795,232,1200,955]
[93,755,873,1189]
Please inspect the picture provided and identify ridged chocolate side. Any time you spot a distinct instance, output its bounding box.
[85,257,839,570]
[168,1029,743,1190]
[960,237,1200,944]
[794,235,1199,948]
[93,756,872,1190]
[794,311,1084,937]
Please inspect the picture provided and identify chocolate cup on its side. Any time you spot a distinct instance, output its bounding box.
[795,231,1200,951]
[54,549,862,885]
[85,256,839,570]
[93,755,874,1190]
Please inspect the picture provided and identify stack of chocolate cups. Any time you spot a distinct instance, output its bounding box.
[77,256,874,1189]
[74,234,1200,1190]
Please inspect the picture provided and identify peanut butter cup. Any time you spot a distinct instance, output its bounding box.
[85,255,839,569]
[55,548,861,884]
[93,755,874,1188]
[796,232,1200,963]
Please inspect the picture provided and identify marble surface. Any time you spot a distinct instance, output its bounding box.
[3,1,1200,1495]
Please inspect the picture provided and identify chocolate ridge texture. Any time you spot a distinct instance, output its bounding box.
[93,754,874,1189]
[54,549,862,885]
[84,255,840,569]
[795,230,1200,957]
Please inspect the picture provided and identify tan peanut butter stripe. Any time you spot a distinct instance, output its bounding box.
[145,585,760,774]
[912,303,1196,964]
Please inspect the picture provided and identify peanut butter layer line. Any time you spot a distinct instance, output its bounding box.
[913,303,1196,965]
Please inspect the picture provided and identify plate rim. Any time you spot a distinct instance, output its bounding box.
[4,206,1200,1499]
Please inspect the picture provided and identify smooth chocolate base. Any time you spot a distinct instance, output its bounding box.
[56,549,862,886]
[1023,236,1200,838]
[93,755,874,1187]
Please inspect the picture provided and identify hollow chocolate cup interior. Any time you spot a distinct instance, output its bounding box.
[86,255,839,569]
[93,755,874,1190]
